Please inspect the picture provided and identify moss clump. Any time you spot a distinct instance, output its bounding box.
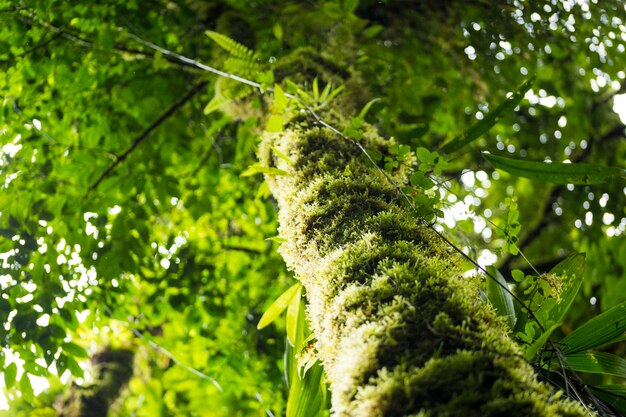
[258,116,587,416]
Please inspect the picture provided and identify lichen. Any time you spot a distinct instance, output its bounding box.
[258,113,588,416]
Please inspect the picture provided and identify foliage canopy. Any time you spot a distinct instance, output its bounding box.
[0,0,625,416]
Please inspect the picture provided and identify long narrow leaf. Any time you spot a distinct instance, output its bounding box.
[440,77,534,154]
[590,385,626,416]
[559,300,626,354]
[485,266,516,330]
[482,153,625,185]
[286,284,303,345]
[564,352,626,378]
[286,360,325,417]
[257,282,301,330]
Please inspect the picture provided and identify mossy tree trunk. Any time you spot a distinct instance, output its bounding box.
[256,80,587,415]
[55,348,134,417]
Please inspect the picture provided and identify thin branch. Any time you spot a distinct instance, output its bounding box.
[129,327,223,391]
[103,306,222,391]
[499,255,567,277]
[16,13,201,71]
[0,32,63,63]
[222,244,264,254]
[87,81,208,193]
[125,32,264,90]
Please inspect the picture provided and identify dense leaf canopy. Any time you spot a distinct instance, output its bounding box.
[0,0,625,416]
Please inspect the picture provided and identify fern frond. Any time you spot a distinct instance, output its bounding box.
[224,57,259,75]
[206,30,258,62]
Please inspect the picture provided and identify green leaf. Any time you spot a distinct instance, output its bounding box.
[563,352,626,378]
[23,361,50,377]
[559,299,626,354]
[410,172,435,189]
[286,359,325,417]
[4,362,17,389]
[286,284,303,345]
[482,153,625,185]
[273,23,283,42]
[440,77,534,154]
[266,114,284,132]
[357,98,380,120]
[342,0,359,13]
[511,269,525,282]
[8,215,20,228]
[265,236,287,243]
[20,374,34,401]
[540,253,586,327]
[257,283,302,330]
[271,146,295,166]
[65,355,83,378]
[273,84,288,112]
[485,266,516,330]
[589,385,626,415]
[205,30,256,61]
[241,163,290,177]
[525,322,560,362]
[62,342,89,358]
[415,147,435,164]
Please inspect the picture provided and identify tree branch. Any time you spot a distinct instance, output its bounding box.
[15,13,202,71]
[0,32,63,64]
[87,81,208,193]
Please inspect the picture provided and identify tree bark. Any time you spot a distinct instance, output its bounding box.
[55,348,134,417]
[258,107,587,416]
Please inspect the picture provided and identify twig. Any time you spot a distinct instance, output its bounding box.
[129,327,223,391]
[16,13,201,71]
[0,32,63,63]
[103,305,223,391]
[87,81,208,193]
[125,32,263,90]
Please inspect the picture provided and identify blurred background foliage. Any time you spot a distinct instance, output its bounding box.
[0,0,624,415]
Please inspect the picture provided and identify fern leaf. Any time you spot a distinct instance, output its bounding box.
[206,30,257,62]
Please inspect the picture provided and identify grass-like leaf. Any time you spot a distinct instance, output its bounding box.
[241,163,290,177]
[564,352,626,378]
[286,284,303,345]
[257,282,301,330]
[486,266,516,331]
[286,360,325,417]
[559,300,626,354]
[482,153,625,184]
[440,77,534,154]
[590,385,626,415]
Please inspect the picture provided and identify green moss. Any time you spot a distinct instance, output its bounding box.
[257,104,586,416]
[272,48,369,114]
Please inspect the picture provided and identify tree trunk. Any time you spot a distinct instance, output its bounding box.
[257,81,587,416]
[55,348,134,417]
